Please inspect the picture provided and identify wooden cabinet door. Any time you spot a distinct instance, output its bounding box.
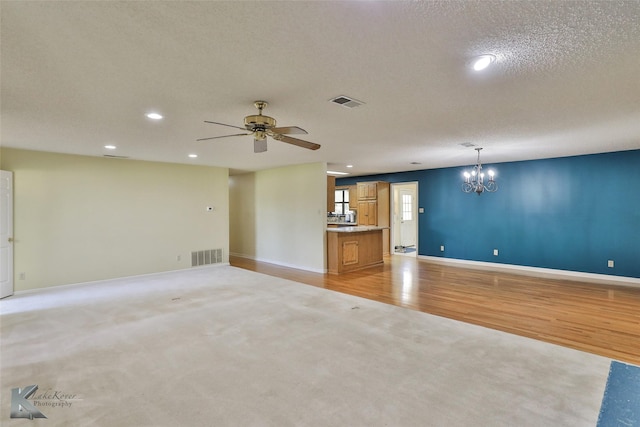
[366,182,377,199]
[357,201,368,225]
[357,182,377,200]
[357,183,367,200]
[348,185,357,209]
[327,176,336,212]
[367,201,377,225]
[342,240,359,265]
[357,201,377,225]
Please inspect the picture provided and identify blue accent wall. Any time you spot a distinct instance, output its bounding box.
[337,149,640,278]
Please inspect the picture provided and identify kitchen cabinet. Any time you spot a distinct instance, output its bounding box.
[337,185,358,211]
[327,228,384,274]
[357,201,377,226]
[348,185,357,209]
[327,176,336,212]
[357,182,377,200]
[356,181,390,254]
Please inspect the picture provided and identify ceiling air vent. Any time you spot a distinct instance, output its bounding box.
[329,95,364,109]
[459,142,476,148]
[103,154,130,159]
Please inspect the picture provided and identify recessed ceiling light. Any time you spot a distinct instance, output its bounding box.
[346,164,353,168]
[104,145,117,150]
[188,154,198,158]
[146,112,163,120]
[472,54,496,71]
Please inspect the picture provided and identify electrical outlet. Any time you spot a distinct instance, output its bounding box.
[440,245,445,252]
[493,249,499,256]
[19,272,26,280]
[177,255,181,262]
[608,260,614,268]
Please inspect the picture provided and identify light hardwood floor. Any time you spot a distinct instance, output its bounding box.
[230,255,640,366]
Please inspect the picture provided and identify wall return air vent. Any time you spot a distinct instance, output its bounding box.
[191,249,223,267]
[329,95,365,109]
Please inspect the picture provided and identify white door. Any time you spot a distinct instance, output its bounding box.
[1,171,14,298]
[392,183,418,256]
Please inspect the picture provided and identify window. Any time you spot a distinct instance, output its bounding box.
[402,194,412,221]
[334,189,349,214]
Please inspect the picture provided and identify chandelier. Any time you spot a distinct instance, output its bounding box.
[462,148,497,195]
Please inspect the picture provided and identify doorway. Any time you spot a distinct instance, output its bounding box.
[391,182,418,257]
[1,170,14,298]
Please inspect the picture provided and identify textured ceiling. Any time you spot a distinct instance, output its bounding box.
[2,1,639,176]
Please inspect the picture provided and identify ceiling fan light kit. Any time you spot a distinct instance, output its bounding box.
[198,101,320,153]
[462,147,498,195]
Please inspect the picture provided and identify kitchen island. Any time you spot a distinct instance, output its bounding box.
[326,226,386,274]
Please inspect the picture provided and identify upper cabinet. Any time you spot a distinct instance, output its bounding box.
[357,182,378,200]
[348,185,358,209]
[356,181,391,254]
[336,184,358,211]
[327,176,336,212]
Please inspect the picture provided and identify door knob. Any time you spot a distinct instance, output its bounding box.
[8,237,13,243]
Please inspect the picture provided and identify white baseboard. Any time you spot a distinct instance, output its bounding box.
[419,256,640,288]
[12,263,231,296]
[229,253,327,274]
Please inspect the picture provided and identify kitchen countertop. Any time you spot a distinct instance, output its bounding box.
[326,226,388,233]
[327,221,357,227]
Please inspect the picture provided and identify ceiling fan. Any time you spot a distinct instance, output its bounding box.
[197,101,321,153]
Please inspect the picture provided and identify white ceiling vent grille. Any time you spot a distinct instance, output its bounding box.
[459,142,476,148]
[329,95,365,109]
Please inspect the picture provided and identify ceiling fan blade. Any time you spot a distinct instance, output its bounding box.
[269,126,308,135]
[271,133,321,151]
[204,120,247,131]
[254,138,268,153]
[196,133,251,142]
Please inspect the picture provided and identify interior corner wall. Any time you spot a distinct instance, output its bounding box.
[0,148,230,291]
[338,149,640,279]
[237,162,326,272]
[228,172,257,259]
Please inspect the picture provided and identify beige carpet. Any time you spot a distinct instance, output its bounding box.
[1,265,610,426]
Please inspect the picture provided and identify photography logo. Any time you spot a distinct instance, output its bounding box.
[11,385,47,419]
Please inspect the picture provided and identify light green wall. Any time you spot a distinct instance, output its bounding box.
[229,173,257,259]
[229,162,326,272]
[1,148,229,291]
